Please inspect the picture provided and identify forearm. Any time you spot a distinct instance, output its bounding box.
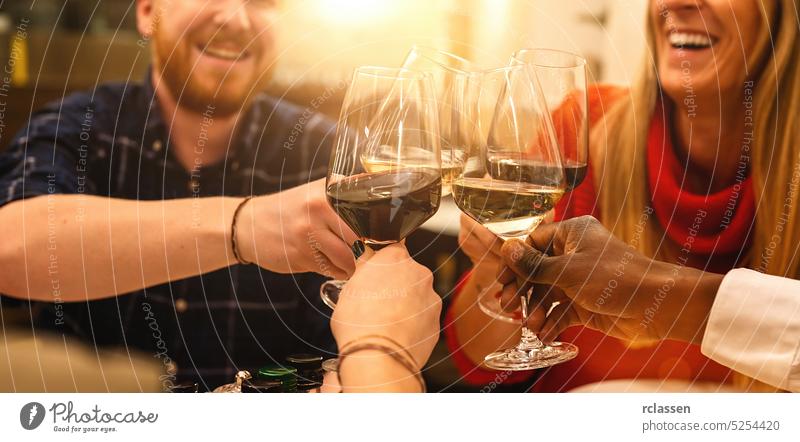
[0,195,241,301]
[451,262,521,365]
[338,350,422,392]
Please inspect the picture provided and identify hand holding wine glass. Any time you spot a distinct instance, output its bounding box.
[331,243,442,374]
[235,178,358,279]
[451,63,578,370]
[496,216,721,346]
[320,66,442,308]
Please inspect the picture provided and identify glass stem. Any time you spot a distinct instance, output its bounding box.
[517,292,544,351]
[500,231,546,351]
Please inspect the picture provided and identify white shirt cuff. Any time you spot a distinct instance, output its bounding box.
[701,268,800,392]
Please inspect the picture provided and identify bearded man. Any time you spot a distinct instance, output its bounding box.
[0,0,357,390]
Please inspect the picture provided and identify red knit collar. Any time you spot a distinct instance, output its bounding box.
[647,102,754,257]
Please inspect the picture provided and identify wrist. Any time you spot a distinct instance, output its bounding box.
[336,334,425,392]
[338,350,421,392]
[669,267,723,345]
[335,332,418,367]
[231,196,256,265]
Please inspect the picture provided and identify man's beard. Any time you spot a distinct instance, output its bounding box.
[151,26,272,117]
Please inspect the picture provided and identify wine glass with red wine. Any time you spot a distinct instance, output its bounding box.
[320,67,442,308]
[452,64,578,370]
[513,49,589,191]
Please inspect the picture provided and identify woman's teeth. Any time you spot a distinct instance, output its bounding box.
[668,32,714,49]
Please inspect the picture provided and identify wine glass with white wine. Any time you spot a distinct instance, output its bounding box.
[477,49,591,324]
[451,63,578,370]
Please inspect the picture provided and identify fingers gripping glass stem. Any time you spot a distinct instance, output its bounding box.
[482,236,578,371]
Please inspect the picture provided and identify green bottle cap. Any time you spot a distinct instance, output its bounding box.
[258,365,297,378]
[257,365,298,392]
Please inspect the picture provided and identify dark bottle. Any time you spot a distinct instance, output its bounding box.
[286,354,324,392]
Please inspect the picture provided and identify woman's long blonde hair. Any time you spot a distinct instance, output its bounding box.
[595,0,800,278]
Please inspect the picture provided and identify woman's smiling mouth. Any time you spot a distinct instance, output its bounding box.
[668,31,717,50]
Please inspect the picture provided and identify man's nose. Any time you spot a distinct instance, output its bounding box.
[211,0,253,34]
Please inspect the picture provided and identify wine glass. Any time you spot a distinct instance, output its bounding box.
[396,46,478,196]
[320,66,442,309]
[477,49,590,324]
[513,49,589,191]
[452,64,578,370]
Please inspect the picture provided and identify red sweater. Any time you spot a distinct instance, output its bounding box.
[445,85,751,390]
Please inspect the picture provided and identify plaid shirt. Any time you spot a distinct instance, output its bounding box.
[0,71,338,390]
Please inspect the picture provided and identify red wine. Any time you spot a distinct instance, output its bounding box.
[327,169,441,245]
[564,162,588,191]
[486,152,586,191]
[486,153,563,187]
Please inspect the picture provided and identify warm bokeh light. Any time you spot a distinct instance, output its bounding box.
[274,1,647,88]
[314,0,395,24]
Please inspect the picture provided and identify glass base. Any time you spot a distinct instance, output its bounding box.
[320,280,346,309]
[483,329,578,371]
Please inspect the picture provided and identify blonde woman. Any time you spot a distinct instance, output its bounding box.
[448,0,799,391]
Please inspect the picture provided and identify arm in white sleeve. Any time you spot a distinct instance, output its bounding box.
[701,268,800,392]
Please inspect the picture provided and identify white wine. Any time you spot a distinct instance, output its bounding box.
[439,162,461,196]
[452,177,564,239]
[361,146,463,197]
[440,148,467,197]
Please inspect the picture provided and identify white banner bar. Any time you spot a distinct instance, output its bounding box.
[1,393,797,441]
